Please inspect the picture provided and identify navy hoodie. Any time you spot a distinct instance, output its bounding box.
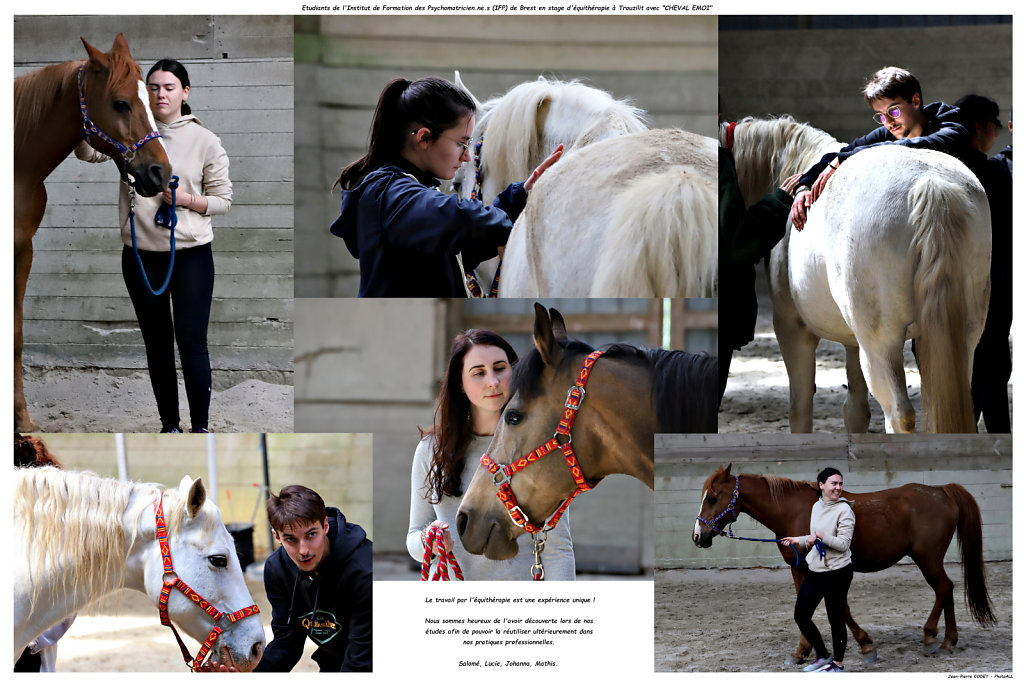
[798,101,973,188]
[330,158,527,297]
[254,508,372,672]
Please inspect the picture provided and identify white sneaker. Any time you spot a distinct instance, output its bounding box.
[816,663,846,673]
[802,657,832,672]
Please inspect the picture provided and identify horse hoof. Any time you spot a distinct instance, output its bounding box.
[861,650,878,664]
[923,642,941,656]
[784,656,805,666]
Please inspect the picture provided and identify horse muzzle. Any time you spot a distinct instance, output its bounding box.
[128,159,172,197]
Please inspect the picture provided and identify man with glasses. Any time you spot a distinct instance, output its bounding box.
[789,66,973,230]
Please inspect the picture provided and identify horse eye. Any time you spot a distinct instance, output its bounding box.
[209,555,228,568]
[504,409,522,426]
[707,497,716,505]
[113,100,131,113]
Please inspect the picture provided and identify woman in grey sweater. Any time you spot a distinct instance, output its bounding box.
[781,467,856,673]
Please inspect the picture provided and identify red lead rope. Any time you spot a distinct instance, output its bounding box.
[154,493,260,671]
[420,525,464,581]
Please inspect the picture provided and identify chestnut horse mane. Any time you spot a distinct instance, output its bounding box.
[14,53,142,149]
[760,473,817,505]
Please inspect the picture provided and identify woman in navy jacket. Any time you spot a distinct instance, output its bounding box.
[331,77,560,297]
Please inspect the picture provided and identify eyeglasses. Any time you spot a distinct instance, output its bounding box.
[440,133,472,156]
[872,105,904,125]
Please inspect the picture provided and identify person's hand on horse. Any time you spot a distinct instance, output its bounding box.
[780,173,803,195]
[524,144,564,193]
[196,661,240,673]
[789,187,813,231]
[810,160,838,202]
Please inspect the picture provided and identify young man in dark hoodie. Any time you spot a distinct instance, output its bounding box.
[253,485,373,672]
[789,66,973,230]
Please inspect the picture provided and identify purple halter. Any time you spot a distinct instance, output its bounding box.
[77,65,162,181]
[696,474,741,536]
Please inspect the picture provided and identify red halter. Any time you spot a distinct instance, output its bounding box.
[154,493,260,671]
[479,350,605,578]
[725,121,738,150]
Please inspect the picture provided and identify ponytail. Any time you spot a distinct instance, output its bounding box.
[335,76,476,190]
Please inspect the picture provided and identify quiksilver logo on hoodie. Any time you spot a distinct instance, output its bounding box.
[300,610,340,644]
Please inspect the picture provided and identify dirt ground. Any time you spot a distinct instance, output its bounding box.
[24,368,293,433]
[30,565,319,672]
[720,267,1010,433]
[655,561,1011,672]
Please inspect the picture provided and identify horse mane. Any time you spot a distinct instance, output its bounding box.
[760,473,817,504]
[510,339,718,433]
[14,467,205,611]
[14,53,142,150]
[478,77,648,190]
[722,115,843,202]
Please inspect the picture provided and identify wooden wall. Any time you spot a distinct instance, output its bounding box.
[294,15,718,296]
[14,16,295,387]
[656,434,1012,569]
[719,21,1012,148]
[33,432,373,562]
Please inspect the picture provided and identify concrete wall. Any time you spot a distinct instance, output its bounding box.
[719,21,1012,149]
[15,16,294,387]
[656,433,1012,569]
[33,432,373,562]
[294,15,718,296]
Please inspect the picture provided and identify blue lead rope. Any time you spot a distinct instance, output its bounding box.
[720,523,827,568]
[131,175,179,296]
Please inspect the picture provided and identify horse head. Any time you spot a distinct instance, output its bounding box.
[79,33,171,197]
[142,476,265,670]
[456,303,618,560]
[692,463,741,548]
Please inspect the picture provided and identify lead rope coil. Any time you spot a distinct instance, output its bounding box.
[420,526,464,581]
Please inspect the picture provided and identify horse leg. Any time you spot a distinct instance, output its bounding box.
[14,183,44,432]
[842,344,870,432]
[774,314,820,433]
[857,338,915,433]
[914,554,958,654]
[844,603,876,660]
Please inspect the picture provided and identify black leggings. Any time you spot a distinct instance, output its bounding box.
[794,563,854,662]
[122,243,214,431]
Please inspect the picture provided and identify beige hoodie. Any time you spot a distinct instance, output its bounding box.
[76,114,231,251]
[798,497,855,572]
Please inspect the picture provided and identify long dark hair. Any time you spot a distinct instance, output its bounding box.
[336,77,476,190]
[420,329,518,503]
[147,59,191,116]
[815,467,843,498]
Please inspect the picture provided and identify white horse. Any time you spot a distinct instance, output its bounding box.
[725,116,990,433]
[500,128,717,297]
[14,467,266,671]
[452,74,648,293]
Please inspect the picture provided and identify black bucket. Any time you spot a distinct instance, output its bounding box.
[227,523,255,570]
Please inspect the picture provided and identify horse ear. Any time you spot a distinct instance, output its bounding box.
[80,37,110,70]
[111,32,131,56]
[454,70,482,110]
[724,463,733,477]
[180,476,207,518]
[533,302,562,367]
[549,307,568,344]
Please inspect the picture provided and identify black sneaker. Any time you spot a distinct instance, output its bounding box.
[190,427,211,433]
[160,426,183,433]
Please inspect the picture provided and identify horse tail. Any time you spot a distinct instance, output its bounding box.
[907,174,977,432]
[590,167,716,297]
[943,483,996,626]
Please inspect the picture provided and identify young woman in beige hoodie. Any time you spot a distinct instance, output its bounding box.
[781,467,856,673]
[77,59,231,432]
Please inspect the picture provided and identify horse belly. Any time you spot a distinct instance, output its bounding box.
[787,215,857,345]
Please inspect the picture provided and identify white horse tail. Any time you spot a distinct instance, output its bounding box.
[590,166,716,297]
[907,174,976,433]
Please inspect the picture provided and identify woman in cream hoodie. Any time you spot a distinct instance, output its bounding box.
[781,468,855,673]
[77,59,231,433]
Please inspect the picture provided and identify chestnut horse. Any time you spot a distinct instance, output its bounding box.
[457,303,718,567]
[693,464,995,659]
[14,34,171,431]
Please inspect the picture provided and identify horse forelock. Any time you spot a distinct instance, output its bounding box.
[96,49,144,98]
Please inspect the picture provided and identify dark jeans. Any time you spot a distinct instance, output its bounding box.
[122,243,214,431]
[794,563,854,662]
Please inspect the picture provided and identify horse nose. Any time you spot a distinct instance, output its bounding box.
[251,641,264,662]
[456,511,468,538]
[146,163,169,190]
